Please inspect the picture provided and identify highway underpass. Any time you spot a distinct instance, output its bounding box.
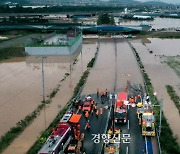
[70,36,159,154]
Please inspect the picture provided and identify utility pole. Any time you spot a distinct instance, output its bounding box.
[159,98,163,137]
[41,56,46,102]
[151,98,163,137]
[37,56,47,129]
[112,94,115,135]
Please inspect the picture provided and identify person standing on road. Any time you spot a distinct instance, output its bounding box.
[94,104,97,112]
[96,110,99,118]
[97,88,100,97]
[85,111,89,120]
[146,94,149,102]
[100,107,103,115]
[78,105,82,110]
[86,120,91,131]
[105,89,108,98]
[91,108,94,115]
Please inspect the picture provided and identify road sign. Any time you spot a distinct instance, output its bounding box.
[131,103,136,108]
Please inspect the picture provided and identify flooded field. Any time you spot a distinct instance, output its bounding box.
[0,58,69,136]
[120,17,180,29]
[2,38,97,154]
[0,39,95,138]
[131,38,180,145]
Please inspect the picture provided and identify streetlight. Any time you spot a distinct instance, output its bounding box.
[36,56,46,102]
[36,55,47,129]
[152,96,163,137]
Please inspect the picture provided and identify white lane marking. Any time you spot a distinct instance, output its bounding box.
[128,120,130,130]
[145,136,148,154]
[126,146,129,154]
[76,109,79,114]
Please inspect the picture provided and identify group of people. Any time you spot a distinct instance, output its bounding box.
[84,102,102,120]
[97,88,108,103]
[83,95,104,131]
[85,106,103,131]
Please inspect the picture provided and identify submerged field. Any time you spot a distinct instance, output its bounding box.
[131,38,180,145]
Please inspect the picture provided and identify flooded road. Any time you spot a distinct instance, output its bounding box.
[82,37,145,154]
[131,38,180,145]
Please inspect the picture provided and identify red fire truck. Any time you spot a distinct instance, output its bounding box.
[114,92,128,123]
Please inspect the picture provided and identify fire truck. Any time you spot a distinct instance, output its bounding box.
[38,112,84,154]
[114,92,128,123]
[38,122,72,154]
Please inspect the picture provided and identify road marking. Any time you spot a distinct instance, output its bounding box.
[128,120,130,129]
[76,109,79,114]
[126,146,129,154]
[145,136,148,154]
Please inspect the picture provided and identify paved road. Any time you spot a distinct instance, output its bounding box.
[72,37,148,154]
[74,94,111,154]
[71,37,159,154]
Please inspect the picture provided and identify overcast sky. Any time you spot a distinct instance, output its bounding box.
[135,0,180,4]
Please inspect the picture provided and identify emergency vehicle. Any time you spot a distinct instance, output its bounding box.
[114,92,128,123]
[38,112,85,154]
[141,112,155,136]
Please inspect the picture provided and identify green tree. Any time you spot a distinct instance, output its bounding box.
[110,15,115,25]
[97,13,115,25]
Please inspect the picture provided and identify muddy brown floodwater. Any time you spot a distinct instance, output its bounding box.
[120,17,180,30]
[1,38,97,154]
[131,38,180,145]
[0,59,68,136]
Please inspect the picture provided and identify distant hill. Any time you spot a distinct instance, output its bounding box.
[0,0,29,5]
[0,0,175,6]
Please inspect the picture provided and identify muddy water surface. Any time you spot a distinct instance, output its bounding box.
[82,39,116,95]
[3,38,97,154]
[131,39,180,145]
[120,17,180,29]
[0,58,69,136]
[0,39,92,137]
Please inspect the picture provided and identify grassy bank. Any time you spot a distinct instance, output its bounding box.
[166,85,180,114]
[0,46,26,61]
[164,56,180,78]
[129,42,180,154]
